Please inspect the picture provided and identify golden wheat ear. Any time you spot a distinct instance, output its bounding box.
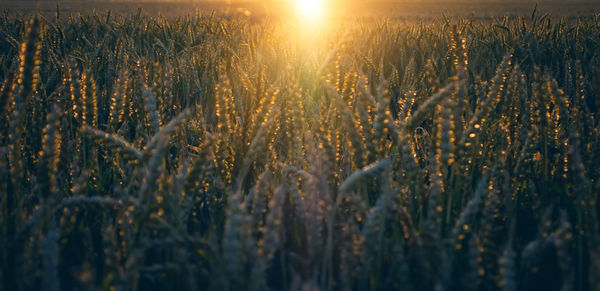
[15,16,42,107]
[142,107,192,160]
[81,125,142,161]
[38,104,62,195]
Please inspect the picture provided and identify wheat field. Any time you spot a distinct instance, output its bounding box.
[0,5,599,291]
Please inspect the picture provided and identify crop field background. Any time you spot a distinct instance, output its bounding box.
[0,1,599,291]
[2,1,600,19]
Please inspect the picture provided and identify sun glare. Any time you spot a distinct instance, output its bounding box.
[295,0,324,22]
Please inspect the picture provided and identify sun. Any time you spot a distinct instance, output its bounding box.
[295,0,325,22]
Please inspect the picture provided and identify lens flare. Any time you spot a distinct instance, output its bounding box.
[295,0,324,22]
